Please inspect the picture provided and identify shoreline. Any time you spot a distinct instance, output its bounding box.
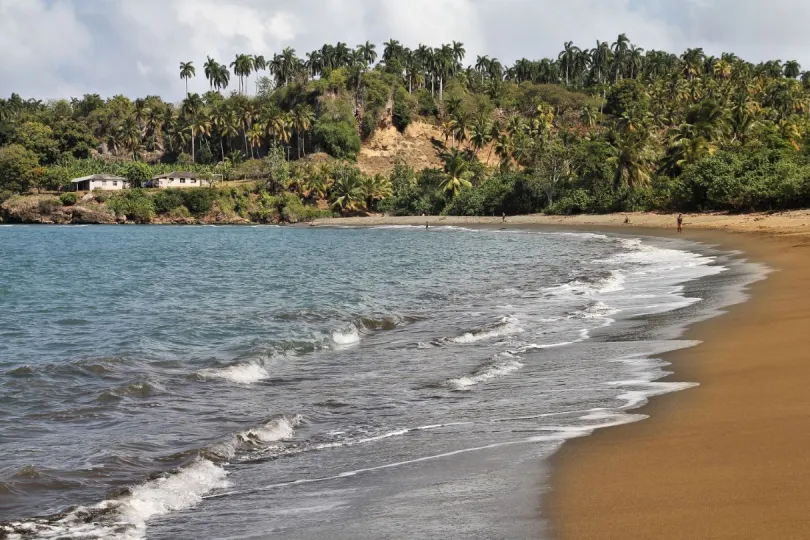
[546,228,810,539]
[310,213,810,539]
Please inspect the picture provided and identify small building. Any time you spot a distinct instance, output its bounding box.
[71,174,129,191]
[148,171,210,189]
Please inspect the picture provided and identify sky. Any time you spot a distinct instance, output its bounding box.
[2,0,809,102]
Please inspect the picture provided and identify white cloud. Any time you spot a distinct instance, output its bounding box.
[1,0,809,101]
[0,0,92,97]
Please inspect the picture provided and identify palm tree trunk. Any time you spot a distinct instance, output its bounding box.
[243,130,249,156]
[220,138,225,162]
[185,79,188,97]
[191,127,196,162]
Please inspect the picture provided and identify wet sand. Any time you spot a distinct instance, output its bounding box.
[313,212,810,539]
[547,227,810,540]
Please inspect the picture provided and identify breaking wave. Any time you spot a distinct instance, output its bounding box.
[198,362,270,385]
[442,315,524,345]
[331,324,361,346]
[445,353,524,391]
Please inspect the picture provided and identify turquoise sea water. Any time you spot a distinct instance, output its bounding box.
[0,225,759,539]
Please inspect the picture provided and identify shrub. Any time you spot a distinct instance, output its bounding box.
[107,189,155,223]
[37,197,62,214]
[59,192,78,206]
[392,86,413,132]
[604,79,649,117]
[279,193,333,223]
[168,205,192,218]
[313,120,362,160]
[181,188,215,215]
[546,189,594,215]
[415,89,438,117]
[123,161,152,188]
[153,189,185,214]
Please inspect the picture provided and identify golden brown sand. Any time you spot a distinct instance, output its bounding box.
[313,211,810,539]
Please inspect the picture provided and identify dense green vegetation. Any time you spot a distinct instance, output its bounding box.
[3,35,810,217]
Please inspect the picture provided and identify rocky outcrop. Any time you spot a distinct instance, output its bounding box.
[1,196,117,224]
[69,206,119,224]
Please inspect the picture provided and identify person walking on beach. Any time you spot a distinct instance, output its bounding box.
[677,213,683,233]
[502,212,506,223]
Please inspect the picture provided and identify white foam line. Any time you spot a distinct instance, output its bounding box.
[489,408,607,423]
[209,417,643,501]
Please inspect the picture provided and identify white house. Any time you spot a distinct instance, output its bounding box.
[148,171,210,189]
[71,174,129,191]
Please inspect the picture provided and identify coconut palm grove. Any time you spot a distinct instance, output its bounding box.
[2,34,810,223]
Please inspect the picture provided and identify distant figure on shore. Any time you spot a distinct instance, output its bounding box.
[502,212,506,223]
[677,213,683,233]
[425,221,429,230]
[624,215,630,225]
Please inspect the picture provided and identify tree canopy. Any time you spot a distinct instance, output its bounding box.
[2,35,810,215]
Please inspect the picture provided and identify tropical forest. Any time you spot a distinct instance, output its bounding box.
[2,34,810,223]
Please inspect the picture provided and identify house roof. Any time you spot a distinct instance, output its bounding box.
[151,171,198,180]
[70,174,127,183]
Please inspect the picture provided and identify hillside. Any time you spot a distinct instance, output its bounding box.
[3,34,810,220]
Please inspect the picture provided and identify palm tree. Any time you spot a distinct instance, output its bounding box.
[233,98,256,156]
[357,41,377,67]
[611,34,631,81]
[627,45,645,79]
[451,41,466,74]
[305,50,323,79]
[204,57,219,89]
[383,39,403,65]
[783,60,801,79]
[230,54,253,94]
[181,93,204,161]
[558,41,580,86]
[249,55,267,94]
[262,106,287,146]
[475,55,490,84]
[662,123,717,175]
[436,44,455,100]
[681,48,705,80]
[291,104,315,159]
[581,105,598,127]
[609,128,654,190]
[213,106,240,161]
[441,119,458,148]
[247,124,264,158]
[179,61,195,97]
[330,171,365,213]
[119,115,142,160]
[439,148,473,197]
[361,174,392,210]
[470,115,492,155]
[214,64,231,92]
[186,112,211,164]
[591,41,613,85]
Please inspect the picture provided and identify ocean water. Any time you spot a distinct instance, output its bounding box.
[0,225,763,539]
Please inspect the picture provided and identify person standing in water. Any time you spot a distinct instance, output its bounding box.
[502,212,506,223]
[425,221,429,230]
[677,213,683,233]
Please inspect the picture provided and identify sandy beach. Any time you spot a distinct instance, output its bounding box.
[313,211,810,539]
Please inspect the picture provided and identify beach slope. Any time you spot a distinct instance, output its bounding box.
[548,228,810,539]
